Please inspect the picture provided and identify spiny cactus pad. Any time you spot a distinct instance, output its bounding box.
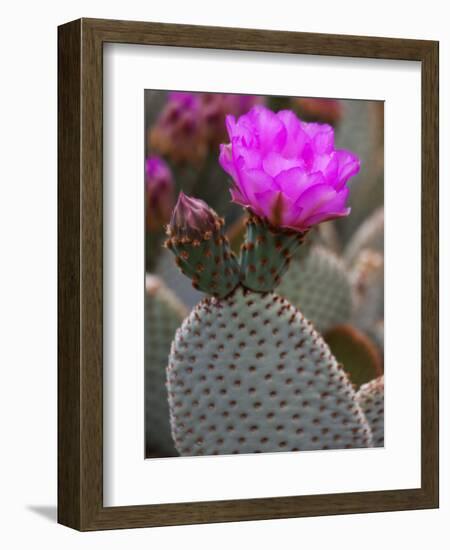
[277,246,353,333]
[165,193,240,299]
[356,376,384,447]
[240,214,307,292]
[167,286,372,456]
[145,275,187,457]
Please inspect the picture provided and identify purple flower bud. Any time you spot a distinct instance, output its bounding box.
[219,106,360,232]
[145,156,175,231]
[168,192,221,240]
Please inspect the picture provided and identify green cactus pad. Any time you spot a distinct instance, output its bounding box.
[165,217,240,299]
[167,286,372,456]
[277,246,353,333]
[240,214,307,293]
[324,324,383,388]
[145,275,187,457]
[356,376,384,447]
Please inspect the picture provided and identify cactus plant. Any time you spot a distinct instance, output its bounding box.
[345,207,384,265]
[162,105,375,456]
[145,275,187,457]
[277,246,353,333]
[350,249,384,333]
[356,376,384,447]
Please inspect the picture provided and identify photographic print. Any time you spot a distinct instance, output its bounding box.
[144,91,384,459]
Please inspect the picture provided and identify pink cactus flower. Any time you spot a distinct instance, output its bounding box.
[219,106,360,232]
[150,92,264,165]
[145,156,175,231]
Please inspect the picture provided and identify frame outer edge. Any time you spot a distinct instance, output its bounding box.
[57,18,440,531]
[421,40,439,507]
[57,19,82,530]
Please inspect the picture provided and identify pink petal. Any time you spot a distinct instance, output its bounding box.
[300,187,350,227]
[277,110,307,157]
[232,139,263,170]
[262,152,301,177]
[274,168,324,200]
[302,207,350,227]
[312,125,334,154]
[219,143,238,181]
[239,168,275,204]
[252,107,287,153]
[295,184,338,223]
[334,150,361,188]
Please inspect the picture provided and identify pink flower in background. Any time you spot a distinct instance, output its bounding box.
[150,91,264,165]
[149,93,206,165]
[145,156,175,231]
[219,105,360,232]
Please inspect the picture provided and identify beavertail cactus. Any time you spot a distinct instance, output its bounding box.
[356,376,384,447]
[145,275,187,457]
[168,287,372,455]
[164,106,373,456]
[277,246,353,333]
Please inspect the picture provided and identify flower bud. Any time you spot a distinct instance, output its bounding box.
[168,192,222,240]
[166,193,240,298]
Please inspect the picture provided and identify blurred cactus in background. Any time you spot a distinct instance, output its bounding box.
[144,92,384,458]
[145,275,187,457]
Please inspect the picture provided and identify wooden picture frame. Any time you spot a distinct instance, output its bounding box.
[58,18,439,531]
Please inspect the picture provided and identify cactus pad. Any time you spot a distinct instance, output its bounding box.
[167,286,372,456]
[277,246,353,333]
[145,275,187,457]
[356,376,384,447]
[345,207,384,265]
[240,214,307,292]
[351,249,384,333]
[165,193,240,299]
